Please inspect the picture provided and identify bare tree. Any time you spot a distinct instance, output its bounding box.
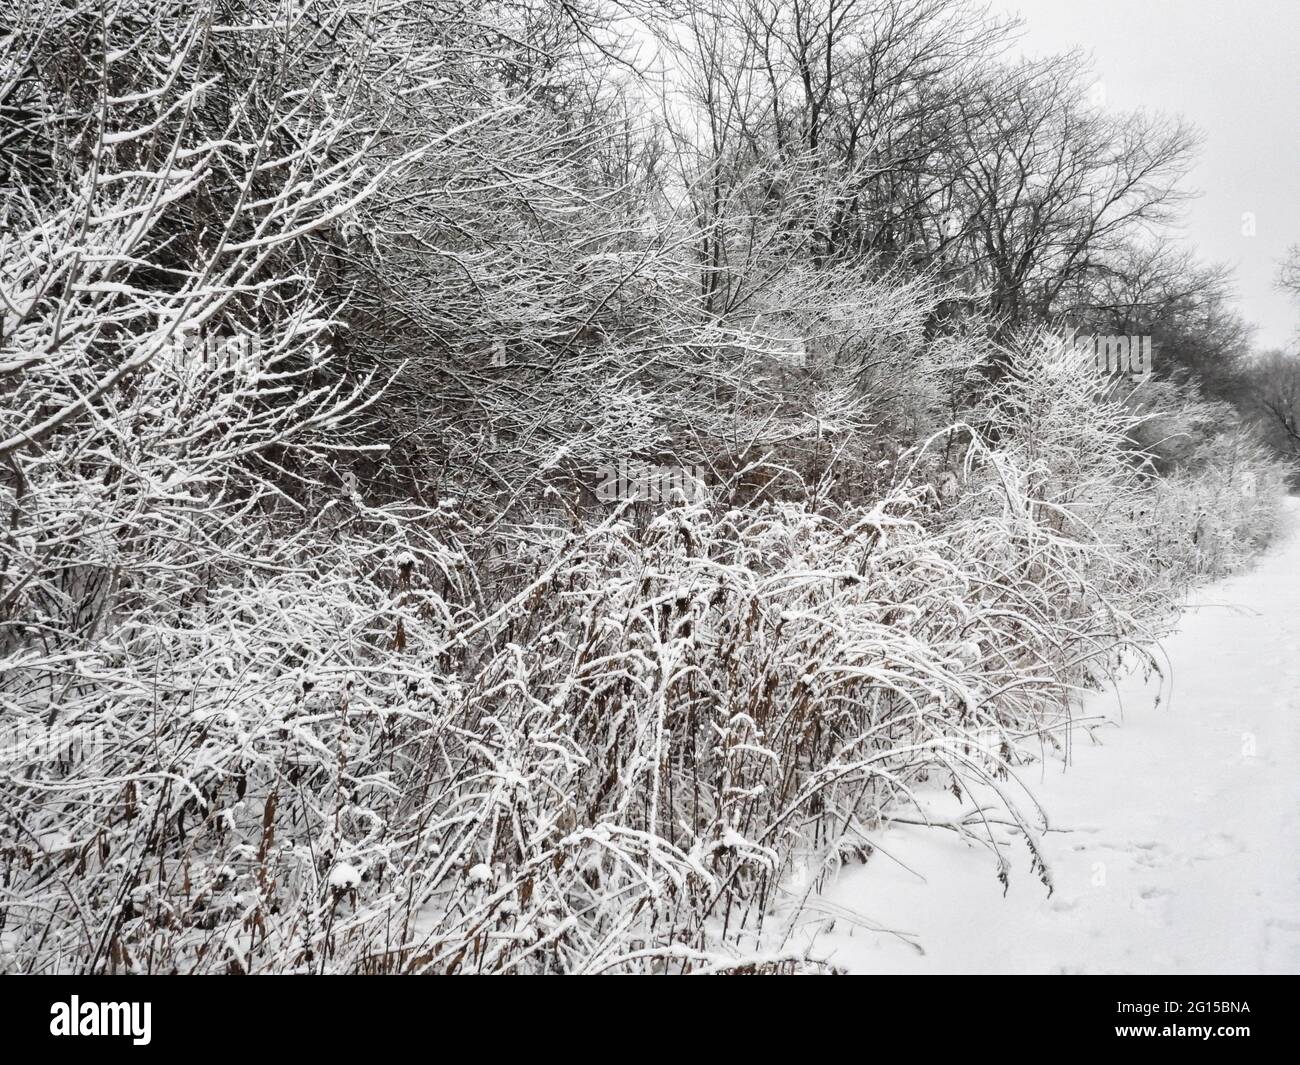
[1247,351,1300,458]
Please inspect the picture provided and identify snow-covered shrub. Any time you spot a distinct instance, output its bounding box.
[0,0,471,973]
[1147,431,1288,580]
[0,319,1187,973]
[1109,375,1289,580]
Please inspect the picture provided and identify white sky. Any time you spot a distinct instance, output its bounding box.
[990,0,1299,351]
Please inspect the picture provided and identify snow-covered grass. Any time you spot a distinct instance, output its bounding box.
[4,332,1284,972]
[807,498,1300,973]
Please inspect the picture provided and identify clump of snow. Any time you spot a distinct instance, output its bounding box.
[328,862,361,891]
[37,831,70,854]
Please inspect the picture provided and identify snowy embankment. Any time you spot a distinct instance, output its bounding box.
[809,497,1300,974]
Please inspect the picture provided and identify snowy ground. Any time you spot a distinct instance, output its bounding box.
[807,498,1300,974]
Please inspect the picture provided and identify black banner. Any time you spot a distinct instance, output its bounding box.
[0,975,1292,1054]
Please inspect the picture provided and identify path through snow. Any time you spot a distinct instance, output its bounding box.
[809,498,1300,974]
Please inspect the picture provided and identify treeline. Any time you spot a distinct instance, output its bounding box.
[0,0,1288,973]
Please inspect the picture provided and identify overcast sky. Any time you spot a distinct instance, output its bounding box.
[991,0,1299,352]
